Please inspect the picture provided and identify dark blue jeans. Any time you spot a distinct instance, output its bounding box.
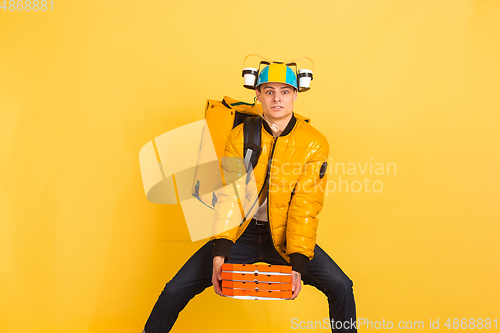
[144,222,357,332]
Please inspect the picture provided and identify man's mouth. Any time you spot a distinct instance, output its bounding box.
[271,106,283,110]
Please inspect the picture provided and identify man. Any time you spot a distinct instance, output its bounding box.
[144,63,357,333]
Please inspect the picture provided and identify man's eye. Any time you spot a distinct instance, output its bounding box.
[266,91,273,94]
[283,91,288,94]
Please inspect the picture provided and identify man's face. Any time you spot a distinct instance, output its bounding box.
[255,82,297,122]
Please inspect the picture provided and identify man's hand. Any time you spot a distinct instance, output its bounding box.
[212,255,225,296]
[290,270,302,299]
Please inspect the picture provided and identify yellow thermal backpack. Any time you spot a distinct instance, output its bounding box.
[192,96,311,209]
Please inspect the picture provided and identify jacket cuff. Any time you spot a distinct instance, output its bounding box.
[212,239,233,261]
[289,253,309,275]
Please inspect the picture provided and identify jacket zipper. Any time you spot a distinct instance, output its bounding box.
[237,136,287,262]
[236,138,278,236]
[262,136,277,208]
[265,137,288,263]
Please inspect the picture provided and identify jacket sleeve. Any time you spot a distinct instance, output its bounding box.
[286,136,329,267]
[210,125,246,260]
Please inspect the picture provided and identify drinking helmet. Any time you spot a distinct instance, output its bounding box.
[255,63,298,90]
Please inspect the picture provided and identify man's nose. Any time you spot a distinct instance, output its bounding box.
[273,93,282,102]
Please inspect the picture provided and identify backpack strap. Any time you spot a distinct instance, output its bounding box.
[243,116,262,172]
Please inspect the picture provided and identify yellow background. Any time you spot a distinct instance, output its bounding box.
[1,0,499,332]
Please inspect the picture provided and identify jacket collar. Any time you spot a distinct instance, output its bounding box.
[262,112,297,137]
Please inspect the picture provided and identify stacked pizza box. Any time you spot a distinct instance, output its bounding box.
[221,264,292,300]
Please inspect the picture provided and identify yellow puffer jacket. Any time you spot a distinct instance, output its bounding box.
[211,112,329,272]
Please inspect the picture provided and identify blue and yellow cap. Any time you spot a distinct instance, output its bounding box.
[256,63,298,90]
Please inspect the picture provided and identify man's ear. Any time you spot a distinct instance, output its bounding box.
[293,89,298,101]
[255,89,261,102]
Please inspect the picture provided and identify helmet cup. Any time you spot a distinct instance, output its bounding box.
[298,69,313,92]
[242,67,259,89]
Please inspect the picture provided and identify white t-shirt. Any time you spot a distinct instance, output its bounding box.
[253,197,268,221]
[252,179,269,221]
